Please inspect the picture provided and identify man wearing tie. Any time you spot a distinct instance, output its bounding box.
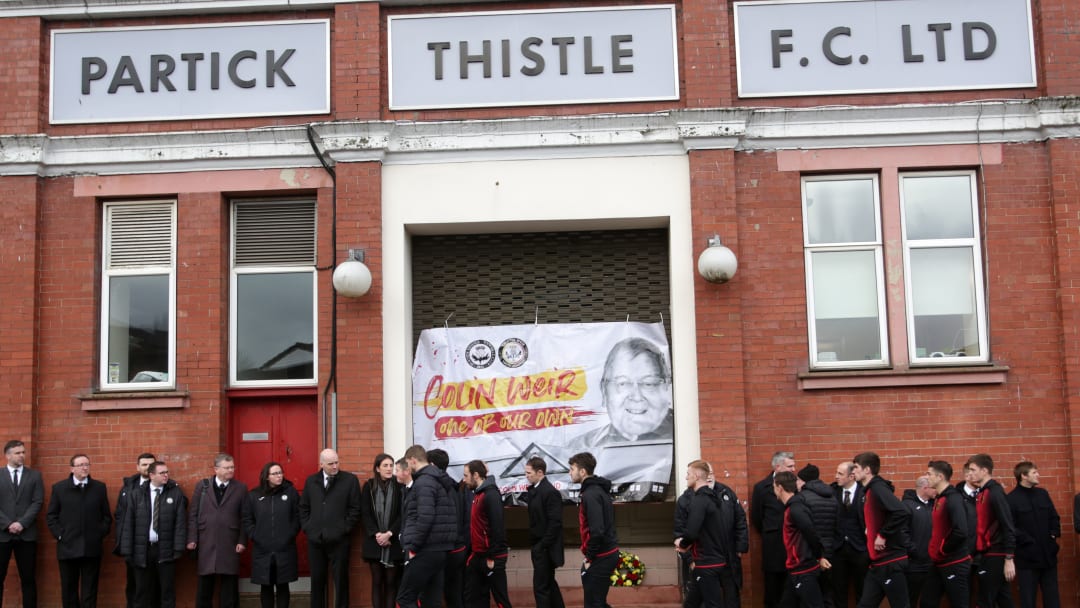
[299,449,362,608]
[115,454,156,608]
[0,440,43,608]
[46,454,112,608]
[119,461,187,608]
[187,454,248,608]
[830,461,868,608]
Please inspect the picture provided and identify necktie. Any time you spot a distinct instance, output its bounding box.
[325,475,335,489]
[12,469,18,491]
[843,489,851,507]
[152,488,162,532]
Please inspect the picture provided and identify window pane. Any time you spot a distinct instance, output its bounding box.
[107,274,169,384]
[909,247,980,358]
[236,272,314,381]
[804,179,877,245]
[811,250,882,362]
[902,175,974,240]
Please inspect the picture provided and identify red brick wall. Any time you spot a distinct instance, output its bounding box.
[0,17,42,134]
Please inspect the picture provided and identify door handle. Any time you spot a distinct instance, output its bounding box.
[285,444,293,462]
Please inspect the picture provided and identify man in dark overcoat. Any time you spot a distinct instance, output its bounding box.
[187,453,248,608]
[46,453,112,608]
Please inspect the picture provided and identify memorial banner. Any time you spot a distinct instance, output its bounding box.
[412,321,674,502]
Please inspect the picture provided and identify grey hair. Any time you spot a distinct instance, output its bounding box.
[771,451,794,467]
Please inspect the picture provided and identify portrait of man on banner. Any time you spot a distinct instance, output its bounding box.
[411,321,674,502]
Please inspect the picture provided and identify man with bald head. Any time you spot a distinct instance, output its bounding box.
[299,449,361,608]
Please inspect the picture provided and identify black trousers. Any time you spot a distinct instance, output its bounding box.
[126,559,158,608]
[920,559,970,608]
[0,539,37,608]
[58,556,101,608]
[1016,566,1059,608]
[259,556,290,608]
[780,571,825,608]
[531,546,564,608]
[134,545,176,608]
[195,573,238,608]
[684,564,739,608]
[974,555,1014,608]
[907,568,930,608]
[830,544,868,608]
[444,548,465,608]
[397,551,447,608]
[857,561,909,608]
[465,554,512,608]
[368,560,400,608]
[764,570,789,608]
[308,538,351,608]
[580,551,619,608]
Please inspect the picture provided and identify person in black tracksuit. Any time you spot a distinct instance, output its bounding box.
[463,461,511,608]
[966,454,1016,608]
[397,446,458,608]
[923,460,971,608]
[852,452,910,608]
[675,468,748,608]
[796,465,837,608]
[831,463,868,608]
[1007,462,1061,608]
[773,471,827,608]
[675,461,733,608]
[901,478,935,608]
[569,452,618,608]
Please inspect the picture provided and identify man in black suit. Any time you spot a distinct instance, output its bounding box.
[525,457,565,608]
[0,439,43,608]
[299,448,362,608]
[115,453,156,608]
[750,450,794,608]
[830,461,868,608]
[46,453,112,608]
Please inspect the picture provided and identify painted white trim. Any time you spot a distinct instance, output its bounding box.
[380,154,700,471]
[3,99,1080,177]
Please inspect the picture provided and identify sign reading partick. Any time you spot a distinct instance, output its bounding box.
[50,20,330,124]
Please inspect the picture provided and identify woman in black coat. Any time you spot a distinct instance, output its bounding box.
[359,453,404,608]
[242,462,301,608]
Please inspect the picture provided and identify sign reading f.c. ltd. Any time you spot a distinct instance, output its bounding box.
[734,0,1035,97]
[50,20,329,124]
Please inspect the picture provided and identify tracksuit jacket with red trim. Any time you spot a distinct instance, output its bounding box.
[974,478,1016,557]
[862,476,911,567]
[676,485,727,569]
[578,475,618,561]
[928,484,970,566]
[469,475,508,561]
[781,492,823,575]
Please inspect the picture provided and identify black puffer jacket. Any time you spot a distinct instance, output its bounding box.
[120,480,188,567]
[400,464,457,554]
[243,480,301,585]
[799,480,838,559]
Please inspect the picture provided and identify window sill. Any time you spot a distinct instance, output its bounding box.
[797,364,1009,390]
[79,390,190,411]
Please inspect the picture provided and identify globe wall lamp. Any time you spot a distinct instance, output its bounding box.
[332,249,373,297]
[697,235,737,284]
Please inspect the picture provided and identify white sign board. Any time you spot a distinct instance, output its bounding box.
[734,0,1036,97]
[51,20,330,124]
[412,321,674,502]
[388,6,679,110]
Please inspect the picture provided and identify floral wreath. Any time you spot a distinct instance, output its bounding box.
[610,550,646,587]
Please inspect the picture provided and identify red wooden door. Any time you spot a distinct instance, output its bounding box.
[229,395,319,577]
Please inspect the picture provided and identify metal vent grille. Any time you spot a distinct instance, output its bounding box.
[411,229,671,346]
[106,203,174,270]
[233,200,317,267]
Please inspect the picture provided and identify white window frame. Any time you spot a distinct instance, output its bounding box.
[99,200,177,391]
[229,200,318,388]
[899,170,989,365]
[802,174,889,369]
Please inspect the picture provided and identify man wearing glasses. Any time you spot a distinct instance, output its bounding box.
[46,454,112,608]
[570,337,673,449]
[120,461,188,608]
